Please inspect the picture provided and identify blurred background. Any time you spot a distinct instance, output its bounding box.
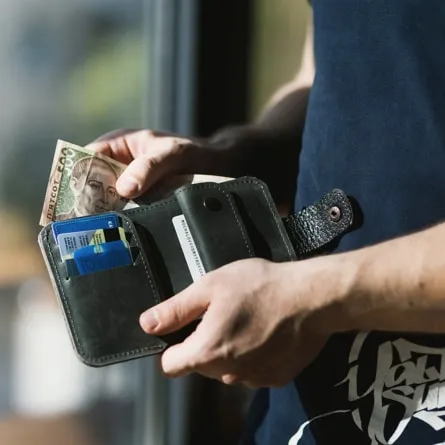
[0,1,311,444]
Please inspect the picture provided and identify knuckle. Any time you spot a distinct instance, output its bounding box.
[140,155,159,172]
[107,137,124,154]
[163,137,192,154]
[142,129,155,139]
[221,374,240,385]
[160,298,186,328]
[186,354,203,371]
[202,272,225,295]
[218,342,236,362]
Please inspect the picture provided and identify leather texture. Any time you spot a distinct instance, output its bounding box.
[38,176,355,367]
[283,188,354,258]
[39,213,166,366]
[175,183,255,270]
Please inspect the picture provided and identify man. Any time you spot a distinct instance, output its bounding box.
[87,1,445,443]
[57,156,120,220]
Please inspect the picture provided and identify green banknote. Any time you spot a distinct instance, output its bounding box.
[40,140,137,226]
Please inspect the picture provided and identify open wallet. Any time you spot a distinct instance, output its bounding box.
[38,176,355,367]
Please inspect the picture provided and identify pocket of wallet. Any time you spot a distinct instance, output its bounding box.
[38,212,169,367]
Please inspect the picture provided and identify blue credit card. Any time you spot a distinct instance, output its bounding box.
[67,240,132,276]
[52,213,120,242]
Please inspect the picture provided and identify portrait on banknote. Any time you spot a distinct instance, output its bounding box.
[40,140,133,226]
[56,155,125,220]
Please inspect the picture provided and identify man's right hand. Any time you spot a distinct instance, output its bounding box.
[86,128,229,199]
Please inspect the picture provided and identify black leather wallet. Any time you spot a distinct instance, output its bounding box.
[38,176,354,367]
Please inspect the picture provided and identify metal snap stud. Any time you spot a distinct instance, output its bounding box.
[203,197,222,211]
[329,206,341,222]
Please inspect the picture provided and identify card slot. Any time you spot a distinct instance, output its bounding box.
[65,262,136,281]
[64,240,133,278]
[62,263,165,366]
[39,212,169,367]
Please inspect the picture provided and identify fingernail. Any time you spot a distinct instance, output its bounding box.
[84,142,100,151]
[117,177,139,197]
[140,309,159,332]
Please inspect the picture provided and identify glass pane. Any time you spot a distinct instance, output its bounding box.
[0,2,147,444]
[249,0,311,117]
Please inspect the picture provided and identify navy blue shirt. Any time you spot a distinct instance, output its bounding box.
[242,1,445,444]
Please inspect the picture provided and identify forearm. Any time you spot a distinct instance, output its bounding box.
[208,86,310,207]
[311,222,445,334]
[207,23,314,208]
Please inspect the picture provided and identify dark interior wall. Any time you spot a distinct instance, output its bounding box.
[194,0,254,137]
[185,3,255,444]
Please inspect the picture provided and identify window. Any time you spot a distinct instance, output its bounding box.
[249,0,311,117]
[0,2,148,444]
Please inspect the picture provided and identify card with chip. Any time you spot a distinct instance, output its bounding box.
[58,227,126,260]
[52,213,120,241]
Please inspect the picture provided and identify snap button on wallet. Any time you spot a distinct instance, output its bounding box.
[38,176,355,367]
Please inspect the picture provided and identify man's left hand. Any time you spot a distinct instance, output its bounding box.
[139,257,339,388]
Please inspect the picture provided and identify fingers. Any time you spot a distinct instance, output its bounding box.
[160,331,204,377]
[85,129,140,164]
[86,129,198,199]
[116,156,163,197]
[139,283,210,335]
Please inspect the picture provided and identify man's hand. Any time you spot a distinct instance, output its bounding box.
[86,128,227,199]
[86,80,310,207]
[136,216,445,389]
[139,257,342,388]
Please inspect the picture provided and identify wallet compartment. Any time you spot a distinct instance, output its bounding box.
[38,213,168,367]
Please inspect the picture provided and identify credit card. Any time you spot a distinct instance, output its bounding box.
[52,214,120,241]
[71,240,132,276]
[58,227,127,261]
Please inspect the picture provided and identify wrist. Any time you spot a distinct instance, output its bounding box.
[287,252,361,334]
[208,125,300,207]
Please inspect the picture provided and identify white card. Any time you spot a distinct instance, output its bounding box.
[172,214,206,281]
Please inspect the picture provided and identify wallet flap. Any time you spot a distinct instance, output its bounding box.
[174,182,255,270]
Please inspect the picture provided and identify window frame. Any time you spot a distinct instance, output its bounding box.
[137,1,253,444]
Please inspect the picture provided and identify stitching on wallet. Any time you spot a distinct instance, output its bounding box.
[221,189,254,258]
[125,196,177,215]
[44,221,165,364]
[126,180,292,260]
[121,214,161,306]
[45,228,84,357]
[126,178,294,260]
[175,183,255,258]
[225,178,294,260]
[87,344,165,364]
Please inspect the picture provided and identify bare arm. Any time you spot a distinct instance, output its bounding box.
[88,22,315,210]
[308,221,445,334]
[209,22,315,209]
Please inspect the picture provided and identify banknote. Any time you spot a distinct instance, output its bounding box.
[39,140,137,226]
[40,139,234,227]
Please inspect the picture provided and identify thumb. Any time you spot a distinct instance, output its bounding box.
[116,136,195,199]
[116,155,165,198]
[139,284,210,335]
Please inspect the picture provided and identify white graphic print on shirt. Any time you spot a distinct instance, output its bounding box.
[288,333,445,445]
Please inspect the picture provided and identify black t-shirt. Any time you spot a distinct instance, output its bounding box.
[242,1,445,444]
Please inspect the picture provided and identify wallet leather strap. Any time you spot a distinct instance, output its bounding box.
[282,189,354,258]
